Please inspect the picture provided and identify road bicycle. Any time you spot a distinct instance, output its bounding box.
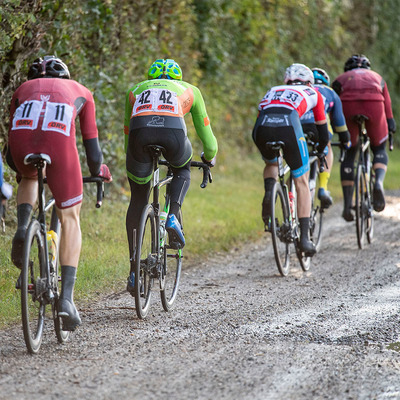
[127,145,212,319]
[265,141,324,276]
[19,153,105,354]
[352,114,374,249]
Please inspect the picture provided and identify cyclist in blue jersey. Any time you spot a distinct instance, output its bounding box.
[300,68,351,209]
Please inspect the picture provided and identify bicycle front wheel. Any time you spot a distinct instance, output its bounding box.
[134,204,156,319]
[270,182,290,277]
[21,220,47,354]
[160,210,183,311]
[355,164,367,249]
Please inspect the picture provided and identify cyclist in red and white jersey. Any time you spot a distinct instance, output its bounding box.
[7,56,112,331]
[253,63,329,256]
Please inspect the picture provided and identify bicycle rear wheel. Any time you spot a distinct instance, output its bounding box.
[270,182,290,277]
[367,168,374,244]
[21,220,46,354]
[49,209,69,344]
[355,164,367,249]
[289,180,311,272]
[160,210,183,311]
[134,204,156,319]
[309,181,323,251]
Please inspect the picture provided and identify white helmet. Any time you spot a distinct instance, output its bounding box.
[284,63,314,85]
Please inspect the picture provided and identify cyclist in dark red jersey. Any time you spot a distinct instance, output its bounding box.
[7,55,112,331]
[332,54,396,220]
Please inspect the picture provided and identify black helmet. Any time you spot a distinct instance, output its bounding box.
[344,54,371,72]
[28,55,70,80]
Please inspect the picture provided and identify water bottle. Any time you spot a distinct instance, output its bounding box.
[46,230,58,269]
[159,211,168,239]
[289,192,295,219]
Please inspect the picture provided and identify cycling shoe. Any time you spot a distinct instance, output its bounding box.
[299,237,316,257]
[58,298,81,331]
[11,227,26,269]
[342,208,354,222]
[166,214,185,249]
[373,185,385,212]
[318,188,333,209]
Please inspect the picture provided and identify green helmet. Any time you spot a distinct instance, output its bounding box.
[148,58,182,80]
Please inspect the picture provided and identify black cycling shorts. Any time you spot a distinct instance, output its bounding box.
[252,107,309,178]
[126,116,193,184]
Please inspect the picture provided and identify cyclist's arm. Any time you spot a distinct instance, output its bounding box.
[381,82,396,133]
[189,85,218,161]
[77,87,104,176]
[313,91,329,151]
[83,138,103,176]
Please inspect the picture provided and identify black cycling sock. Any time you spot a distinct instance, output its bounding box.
[169,202,180,217]
[264,177,276,192]
[342,185,354,210]
[16,203,32,230]
[60,265,77,301]
[374,168,386,187]
[299,217,310,240]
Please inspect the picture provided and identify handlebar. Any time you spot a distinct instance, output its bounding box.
[43,176,106,208]
[83,176,106,208]
[159,159,212,189]
[190,160,213,188]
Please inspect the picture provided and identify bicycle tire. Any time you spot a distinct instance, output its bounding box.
[289,180,311,272]
[49,209,69,344]
[367,167,374,244]
[134,204,156,319]
[160,209,183,311]
[270,182,290,277]
[355,164,367,249]
[310,181,323,251]
[21,220,46,354]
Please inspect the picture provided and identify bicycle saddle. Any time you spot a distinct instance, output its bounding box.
[352,114,369,125]
[23,153,52,166]
[144,145,165,158]
[265,141,285,152]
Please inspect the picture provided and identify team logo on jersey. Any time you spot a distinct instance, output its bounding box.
[157,104,175,112]
[41,95,51,102]
[147,116,165,127]
[46,121,67,132]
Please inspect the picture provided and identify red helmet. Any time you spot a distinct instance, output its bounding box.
[28,55,70,80]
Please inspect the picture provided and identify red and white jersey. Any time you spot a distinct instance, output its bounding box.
[258,84,326,123]
[9,78,98,140]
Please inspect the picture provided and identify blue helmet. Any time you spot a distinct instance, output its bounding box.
[312,68,330,86]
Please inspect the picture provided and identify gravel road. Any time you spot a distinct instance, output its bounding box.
[1,192,400,400]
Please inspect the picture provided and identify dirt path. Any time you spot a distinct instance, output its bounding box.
[1,192,400,400]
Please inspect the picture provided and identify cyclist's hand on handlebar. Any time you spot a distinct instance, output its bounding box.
[338,130,352,150]
[201,152,216,167]
[97,164,112,182]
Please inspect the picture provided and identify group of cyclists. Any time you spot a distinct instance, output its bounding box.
[4,53,395,331]
[253,55,395,255]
